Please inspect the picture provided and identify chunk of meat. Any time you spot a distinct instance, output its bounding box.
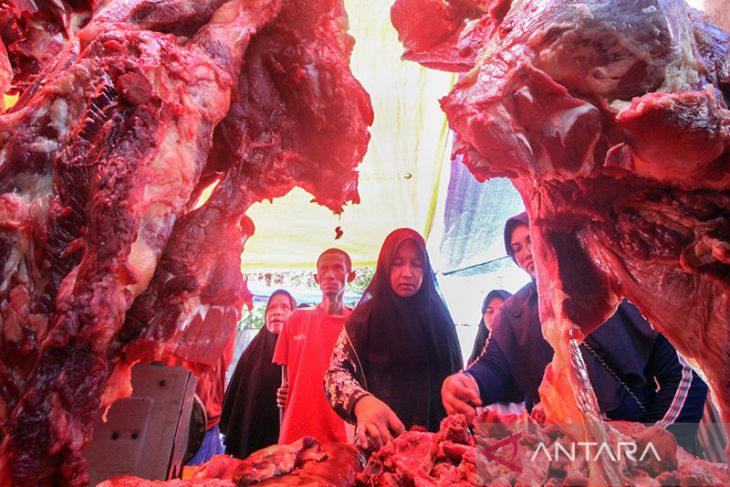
[392,0,730,483]
[231,436,325,485]
[101,441,363,486]
[390,0,490,72]
[205,0,373,211]
[255,443,364,486]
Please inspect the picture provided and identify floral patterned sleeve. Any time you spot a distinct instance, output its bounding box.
[324,328,370,424]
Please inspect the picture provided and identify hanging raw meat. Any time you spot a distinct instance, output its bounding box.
[115,0,373,394]
[0,1,278,483]
[0,0,372,483]
[392,0,729,484]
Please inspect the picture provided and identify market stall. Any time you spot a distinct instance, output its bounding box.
[0,0,728,486]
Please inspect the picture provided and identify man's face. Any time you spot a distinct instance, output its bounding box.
[314,252,354,299]
[510,224,535,278]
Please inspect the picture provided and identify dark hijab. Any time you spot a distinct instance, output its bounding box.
[219,289,295,459]
[504,211,530,262]
[467,289,512,366]
[345,228,463,432]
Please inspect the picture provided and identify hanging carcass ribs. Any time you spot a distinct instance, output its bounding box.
[392,0,729,483]
[0,0,372,484]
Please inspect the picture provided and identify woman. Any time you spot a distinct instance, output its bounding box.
[219,289,295,458]
[466,289,512,367]
[325,228,462,449]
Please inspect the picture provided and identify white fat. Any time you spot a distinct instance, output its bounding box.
[514,86,534,103]
[609,99,632,113]
[0,174,53,215]
[514,132,532,156]
[69,12,92,37]
[27,137,60,154]
[660,3,702,91]
[48,71,85,98]
[0,174,53,293]
[189,65,218,84]
[304,65,321,99]
[0,247,23,294]
[585,57,636,94]
[29,105,48,124]
[554,104,598,131]
[178,303,208,332]
[662,63,701,91]
[151,126,184,174]
[48,98,70,138]
[14,173,54,200]
[142,124,196,213]
[125,239,160,297]
[186,81,228,118]
[642,6,658,14]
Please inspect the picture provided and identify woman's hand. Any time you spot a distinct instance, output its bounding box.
[353,395,405,450]
[276,380,288,409]
[441,372,481,424]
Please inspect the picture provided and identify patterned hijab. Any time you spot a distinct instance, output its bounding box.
[345,228,462,431]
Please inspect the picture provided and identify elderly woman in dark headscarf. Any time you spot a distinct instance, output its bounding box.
[467,289,512,367]
[324,228,462,449]
[220,289,296,458]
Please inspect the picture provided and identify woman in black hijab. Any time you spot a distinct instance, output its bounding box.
[466,289,512,367]
[219,289,295,458]
[324,228,462,449]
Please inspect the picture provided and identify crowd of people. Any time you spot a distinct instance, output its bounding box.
[187,213,710,463]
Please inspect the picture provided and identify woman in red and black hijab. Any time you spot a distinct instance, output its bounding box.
[325,228,462,449]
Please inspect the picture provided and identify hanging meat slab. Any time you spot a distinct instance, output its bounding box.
[0,0,372,484]
[391,0,730,483]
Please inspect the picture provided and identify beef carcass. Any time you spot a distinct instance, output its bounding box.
[0,0,279,483]
[0,0,372,483]
[114,0,373,374]
[392,0,730,483]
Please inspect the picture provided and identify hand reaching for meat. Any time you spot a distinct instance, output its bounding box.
[441,372,481,424]
[530,403,546,424]
[353,395,405,450]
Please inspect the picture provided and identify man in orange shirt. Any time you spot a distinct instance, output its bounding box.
[273,248,355,444]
